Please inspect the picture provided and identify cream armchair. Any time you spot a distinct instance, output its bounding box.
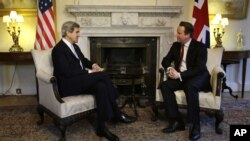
[31,48,96,141]
[152,48,225,134]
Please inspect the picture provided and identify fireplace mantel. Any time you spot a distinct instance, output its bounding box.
[66,5,182,27]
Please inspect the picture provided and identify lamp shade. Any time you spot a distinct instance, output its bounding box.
[211,18,220,25]
[16,15,24,22]
[3,15,11,23]
[221,18,229,26]
[10,11,18,19]
[215,13,222,21]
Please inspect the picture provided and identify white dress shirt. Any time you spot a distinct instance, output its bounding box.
[179,39,191,72]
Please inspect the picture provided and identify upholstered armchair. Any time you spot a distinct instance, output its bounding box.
[152,47,225,134]
[31,48,96,141]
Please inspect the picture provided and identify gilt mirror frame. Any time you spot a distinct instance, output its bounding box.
[209,0,249,19]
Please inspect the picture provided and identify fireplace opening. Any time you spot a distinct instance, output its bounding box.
[102,47,145,66]
[90,37,157,98]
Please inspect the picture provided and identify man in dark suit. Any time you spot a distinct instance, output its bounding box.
[160,21,211,141]
[52,21,136,141]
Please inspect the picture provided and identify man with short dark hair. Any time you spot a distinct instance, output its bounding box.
[160,21,211,141]
[52,21,136,141]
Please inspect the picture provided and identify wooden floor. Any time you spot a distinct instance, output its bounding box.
[0,95,37,107]
[0,92,249,107]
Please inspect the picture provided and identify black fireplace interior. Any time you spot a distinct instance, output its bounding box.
[90,37,157,97]
[102,48,145,65]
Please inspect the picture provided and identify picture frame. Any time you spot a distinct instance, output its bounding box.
[208,0,249,19]
[0,0,55,17]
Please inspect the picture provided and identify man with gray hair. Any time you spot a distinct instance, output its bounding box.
[52,21,136,141]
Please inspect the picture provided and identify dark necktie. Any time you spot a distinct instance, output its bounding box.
[73,45,82,59]
[72,45,84,69]
[178,44,184,71]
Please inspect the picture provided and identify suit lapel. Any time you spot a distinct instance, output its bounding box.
[61,40,85,69]
[61,40,80,60]
[187,40,196,52]
[186,40,196,67]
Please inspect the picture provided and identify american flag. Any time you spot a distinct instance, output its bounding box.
[192,0,210,48]
[34,0,56,50]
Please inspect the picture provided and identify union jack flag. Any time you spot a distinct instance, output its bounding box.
[34,0,56,50]
[192,0,210,48]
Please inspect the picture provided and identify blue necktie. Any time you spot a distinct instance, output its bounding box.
[72,45,84,69]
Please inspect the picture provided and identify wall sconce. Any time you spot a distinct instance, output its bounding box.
[211,13,229,48]
[2,11,24,52]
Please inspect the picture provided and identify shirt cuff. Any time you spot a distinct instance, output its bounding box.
[88,70,93,73]
[178,73,182,82]
[166,67,173,73]
[167,67,172,71]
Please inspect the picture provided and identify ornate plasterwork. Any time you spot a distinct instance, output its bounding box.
[79,17,110,27]
[66,5,182,14]
[65,5,182,63]
[66,5,182,28]
[112,13,138,26]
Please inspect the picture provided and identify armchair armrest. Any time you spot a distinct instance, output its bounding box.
[36,70,54,83]
[158,67,225,97]
[36,70,64,103]
[210,66,225,96]
[158,68,165,89]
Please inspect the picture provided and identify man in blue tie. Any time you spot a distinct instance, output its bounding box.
[52,21,136,141]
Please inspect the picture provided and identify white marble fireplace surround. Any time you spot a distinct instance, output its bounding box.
[66,5,182,93]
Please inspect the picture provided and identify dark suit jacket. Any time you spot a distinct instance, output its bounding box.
[161,39,209,81]
[52,40,94,97]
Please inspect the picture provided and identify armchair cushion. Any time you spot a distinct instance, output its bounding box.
[61,95,95,118]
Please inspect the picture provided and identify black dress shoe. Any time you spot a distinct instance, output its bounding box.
[189,124,201,141]
[119,112,137,124]
[96,127,120,141]
[162,121,185,133]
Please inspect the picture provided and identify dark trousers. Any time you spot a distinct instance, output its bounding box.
[79,72,121,129]
[160,73,211,125]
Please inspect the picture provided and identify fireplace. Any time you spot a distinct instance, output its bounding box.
[90,37,157,96]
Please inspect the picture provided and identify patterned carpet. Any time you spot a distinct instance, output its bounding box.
[0,99,250,141]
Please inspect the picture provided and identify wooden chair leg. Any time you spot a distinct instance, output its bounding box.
[37,106,44,125]
[151,102,159,121]
[59,126,66,141]
[215,109,224,134]
[54,120,66,141]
